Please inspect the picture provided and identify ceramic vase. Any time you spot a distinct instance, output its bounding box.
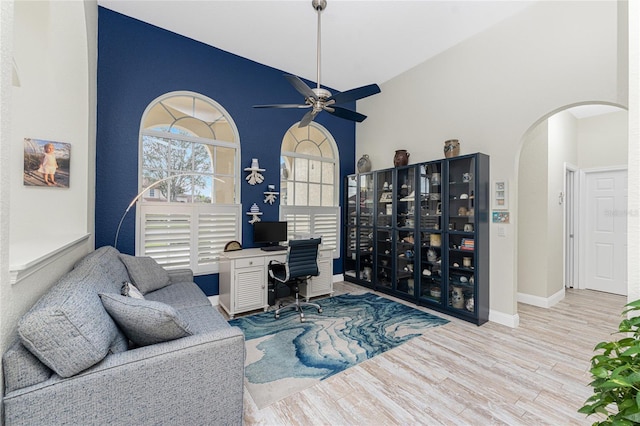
[444,139,460,158]
[357,154,372,173]
[393,150,410,167]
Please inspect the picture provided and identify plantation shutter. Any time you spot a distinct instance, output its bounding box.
[281,206,340,258]
[139,204,241,274]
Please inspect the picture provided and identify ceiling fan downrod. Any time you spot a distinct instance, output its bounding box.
[313,0,327,92]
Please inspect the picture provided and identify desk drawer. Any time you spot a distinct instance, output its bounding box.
[236,257,265,269]
[318,250,332,260]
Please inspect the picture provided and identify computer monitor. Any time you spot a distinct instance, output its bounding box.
[253,221,288,248]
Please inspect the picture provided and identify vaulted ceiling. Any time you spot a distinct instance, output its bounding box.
[97,0,536,92]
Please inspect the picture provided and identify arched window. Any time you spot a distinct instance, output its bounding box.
[280,122,340,257]
[138,92,241,274]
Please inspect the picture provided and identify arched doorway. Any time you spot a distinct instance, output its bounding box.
[516,102,627,307]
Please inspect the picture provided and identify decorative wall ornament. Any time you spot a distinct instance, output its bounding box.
[263,184,279,205]
[245,158,265,185]
[246,203,263,224]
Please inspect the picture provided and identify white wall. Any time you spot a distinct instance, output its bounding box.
[547,111,578,296]
[0,0,97,372]
[356,1,623,325]
[628,0,639,305]
[517,121,549,298]
[577,110,628,169]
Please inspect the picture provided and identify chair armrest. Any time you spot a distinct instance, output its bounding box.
[268,260,285,280]
[166,268,193,284]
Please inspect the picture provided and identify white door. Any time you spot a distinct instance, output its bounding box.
[584,169,627,295]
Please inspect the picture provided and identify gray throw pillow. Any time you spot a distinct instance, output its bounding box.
[99,293,192,347]
[118,254,171,294]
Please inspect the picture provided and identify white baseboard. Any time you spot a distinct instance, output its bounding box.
[517,288,565,308]
[489,310,520,328]
[333,273,344,283]
[208,295,219,306]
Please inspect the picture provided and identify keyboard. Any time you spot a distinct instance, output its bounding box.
[260,245,288,252]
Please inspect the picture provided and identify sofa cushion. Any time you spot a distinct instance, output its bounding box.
[99,293,192,347]
[2,341,52,393]
[118,254,171,294]
[144,281,212,310]
[176,305,231,334]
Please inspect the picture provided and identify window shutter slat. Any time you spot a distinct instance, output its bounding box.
[281,206,340,258]
[139,204,241,274]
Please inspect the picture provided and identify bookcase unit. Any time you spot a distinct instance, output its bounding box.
[343,153,489,325]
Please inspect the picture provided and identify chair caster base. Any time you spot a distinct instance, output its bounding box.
[318,308,323,313]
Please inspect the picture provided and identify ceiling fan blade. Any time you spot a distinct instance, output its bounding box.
[253,103,311,109]
[298,109,320,128]
[325,106,367,122]
[284,74,318,100]
[328,84,381,105]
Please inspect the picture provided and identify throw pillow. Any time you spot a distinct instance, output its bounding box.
[99,293,192,347]
[121,281,145,299]
[118,254,171,294]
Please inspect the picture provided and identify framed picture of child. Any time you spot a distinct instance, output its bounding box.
[23,138,71,188]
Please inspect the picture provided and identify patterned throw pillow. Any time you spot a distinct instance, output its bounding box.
[99,293,192,347]
[121,281,145,299]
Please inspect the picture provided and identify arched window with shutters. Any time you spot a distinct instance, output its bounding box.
[280,122,340,257]
[137,91,241,274]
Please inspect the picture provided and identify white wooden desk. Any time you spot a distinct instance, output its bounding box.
[219,247,333,318]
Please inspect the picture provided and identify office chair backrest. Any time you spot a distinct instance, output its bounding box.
[286,238,321,279]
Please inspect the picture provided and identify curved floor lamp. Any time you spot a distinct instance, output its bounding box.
[114,173,221,249]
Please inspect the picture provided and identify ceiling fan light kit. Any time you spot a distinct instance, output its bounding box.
[253,0,381,127]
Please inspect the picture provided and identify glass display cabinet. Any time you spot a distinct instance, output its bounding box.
[344,175,358,281]
[343,173,374,286]
[442,153,489,325]
[343,153,489,325]
[418,161,444,305]
[394,166,417,297]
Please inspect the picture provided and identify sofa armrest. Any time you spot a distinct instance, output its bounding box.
[166,268,193,284]
[4,327,245,426]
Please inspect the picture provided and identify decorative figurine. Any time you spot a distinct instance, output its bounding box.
[263,184,279,204]
[245,158,265,185]
[246,203,263,224]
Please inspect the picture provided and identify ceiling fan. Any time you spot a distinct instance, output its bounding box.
[253,0,381,128]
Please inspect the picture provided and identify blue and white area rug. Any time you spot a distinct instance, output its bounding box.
[229,292,449,408]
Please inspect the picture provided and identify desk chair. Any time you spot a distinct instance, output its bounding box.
[268,238,322,322]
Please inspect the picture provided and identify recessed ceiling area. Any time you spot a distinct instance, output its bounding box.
[567,104,626,119]
[97,0,536,91]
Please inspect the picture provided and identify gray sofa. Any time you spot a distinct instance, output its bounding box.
[2,246,245,426]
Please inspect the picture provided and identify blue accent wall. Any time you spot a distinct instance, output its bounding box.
[96,7,353,295]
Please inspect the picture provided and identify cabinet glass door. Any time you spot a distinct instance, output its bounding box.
[376,228,393,290]
[395,229,416,296]
[375,170,394,228]
[418,161,443,304]
[447,157,476,314]
[395,166,416,296]
[447,157,475,233]
[359,174,374,226]
[344,175,358,279]
[447,234,476,314]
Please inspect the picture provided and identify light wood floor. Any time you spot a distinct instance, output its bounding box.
[239,282,625,425]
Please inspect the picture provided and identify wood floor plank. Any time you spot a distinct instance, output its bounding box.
[234,284,625,425]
